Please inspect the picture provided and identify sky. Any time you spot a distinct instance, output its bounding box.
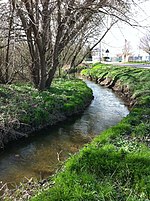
[102,1,150,57]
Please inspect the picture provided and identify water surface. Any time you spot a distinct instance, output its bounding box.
[0,80,129,185]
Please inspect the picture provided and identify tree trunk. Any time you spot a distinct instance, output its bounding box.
[46,58,59,88]
[5,1,14,83]
[30,62,40,88]
[38,54,47,90]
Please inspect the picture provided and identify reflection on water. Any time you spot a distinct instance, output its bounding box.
[0,80,129,184]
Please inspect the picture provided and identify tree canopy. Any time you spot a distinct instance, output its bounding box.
[0,0,132,90]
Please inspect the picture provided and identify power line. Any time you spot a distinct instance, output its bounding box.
[102,41,123,49]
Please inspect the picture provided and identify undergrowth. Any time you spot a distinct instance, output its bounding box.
[1,64,150,200]
[0,78,93,148]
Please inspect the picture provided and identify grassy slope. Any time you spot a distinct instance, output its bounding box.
[31,64,150,201]
[0,78,93,147]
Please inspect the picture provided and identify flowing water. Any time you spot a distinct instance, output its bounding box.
[0,80,129,185]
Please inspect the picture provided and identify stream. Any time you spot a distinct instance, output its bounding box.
[0,80,129,185]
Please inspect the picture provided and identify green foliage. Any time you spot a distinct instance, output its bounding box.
[0,78,93,135]
[31,64,150,201]
[81,64,150,97]
[31,142,150,200]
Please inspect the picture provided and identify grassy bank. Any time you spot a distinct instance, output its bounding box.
[0,78,93,148]
[125,61,150,64]
[30,64,150,201]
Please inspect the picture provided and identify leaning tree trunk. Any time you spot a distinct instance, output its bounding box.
[46,58,59,89]
[38,53,47,90]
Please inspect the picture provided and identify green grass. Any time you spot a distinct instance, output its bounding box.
[125,61,150,64]
[0,78,93,146]
[30,64,150,201]
[2,64,149,200]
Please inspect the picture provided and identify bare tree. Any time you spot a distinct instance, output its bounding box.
[0,0,29,84]
[8,0,130,90]
[139,33,150,61]
[122,39,132,62]
[0,1,15,83]
[48,11,118,76]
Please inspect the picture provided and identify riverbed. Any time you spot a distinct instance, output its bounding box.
[0,80,129,185]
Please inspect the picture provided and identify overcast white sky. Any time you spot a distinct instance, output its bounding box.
[102,1,150,57]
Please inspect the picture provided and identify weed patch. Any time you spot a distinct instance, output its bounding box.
[0,78,93,148]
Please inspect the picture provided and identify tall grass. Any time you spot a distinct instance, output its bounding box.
[0,78,93,147]
[30,64,150,201]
